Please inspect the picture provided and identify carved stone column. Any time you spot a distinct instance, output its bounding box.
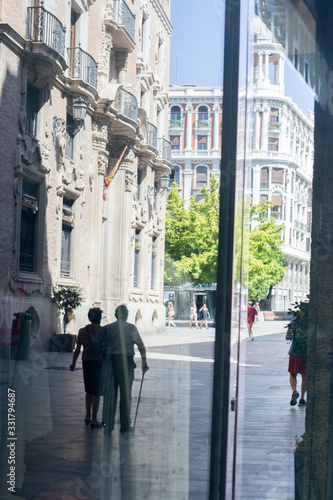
[185,104,193,150]
[90,119,110,303]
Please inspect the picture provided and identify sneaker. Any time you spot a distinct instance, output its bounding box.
[290,391,300,406]
[298,399,307,406]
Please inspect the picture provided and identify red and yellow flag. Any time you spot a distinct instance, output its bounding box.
[103,143,129,200]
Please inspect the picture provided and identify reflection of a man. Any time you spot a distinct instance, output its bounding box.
[93,305,149,434]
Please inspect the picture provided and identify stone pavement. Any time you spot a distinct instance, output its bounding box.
[0,319,304,500]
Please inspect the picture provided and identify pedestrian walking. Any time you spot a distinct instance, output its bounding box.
[285,300,308,406]
[189,301,199,329]
[167,302,176,329]
[70,308,103,429]
[93,305,149,434]
[199,303,210,329]
[254,301,260,322]
[247,301,258,340]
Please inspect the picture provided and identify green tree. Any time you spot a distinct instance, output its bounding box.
[51,285,84,334]
[165,176,219,285]
[248,202,287,301]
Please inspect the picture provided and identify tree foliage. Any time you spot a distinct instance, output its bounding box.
[51,285,85,334]
[165,176,219,286]
[248,202,287,300]
[165,185,287,299]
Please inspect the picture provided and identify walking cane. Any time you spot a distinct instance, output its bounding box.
[133,370,146,431]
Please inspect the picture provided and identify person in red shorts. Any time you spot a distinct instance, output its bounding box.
[285,312,308,406]
[247,301,258,341]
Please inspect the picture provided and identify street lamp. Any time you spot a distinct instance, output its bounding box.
[73,97,87,134]
[161,172,170,190]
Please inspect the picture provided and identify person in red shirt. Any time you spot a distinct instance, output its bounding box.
[247,301,258,341]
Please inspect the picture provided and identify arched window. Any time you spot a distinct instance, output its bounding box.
[196,166,208,188]
[198,105,208,121]
[171,105,181,121]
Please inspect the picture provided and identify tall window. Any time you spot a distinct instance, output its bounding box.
[170,135,180,150]
[26,83,40,137]
[19,179,39,272]
[171,105,181,121]
[196,166,208,188]
[61,197,75,277]
[270,107,279,123]
[198,135,208,150]
[260,167,269,188]
[170,167,180,186]
[271,167,283,184]
[271,193,282,220]
[198,105,208,121]
[268,137,279,151]
[151,237,157,289]
[134,230,141,287]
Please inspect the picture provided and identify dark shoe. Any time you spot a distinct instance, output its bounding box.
[84,418,91,425]
[290,391,300,406]
[298,399,307,406]
[90,421,102,429]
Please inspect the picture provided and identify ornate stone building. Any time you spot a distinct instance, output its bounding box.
[168,85,222,207]
[250,16,313,309]
[0,0,172,344]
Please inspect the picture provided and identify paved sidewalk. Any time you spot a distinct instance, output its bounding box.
[0,320,303,500]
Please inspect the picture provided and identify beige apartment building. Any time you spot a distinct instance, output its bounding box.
[0,0,172,345]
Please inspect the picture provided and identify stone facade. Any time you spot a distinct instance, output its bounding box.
[168,85,222,207]
[0,0,172,346]
[250,17,313,310]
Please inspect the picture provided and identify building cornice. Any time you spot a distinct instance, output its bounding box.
[150,0,173,36]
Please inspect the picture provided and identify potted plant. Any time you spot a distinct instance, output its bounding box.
[51,285,84,352]
[294,433,305,500]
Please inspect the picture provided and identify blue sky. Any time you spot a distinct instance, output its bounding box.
[169,0,225,87]
[169,1,314,112]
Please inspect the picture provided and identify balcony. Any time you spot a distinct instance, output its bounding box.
[105,0,135,51]
[158,138,171,162]
[268,121,281,130]
[115,88,138,122]
[169,119,183,128]
[27,5,65,58]
[194,119,211,128]
[144,122,158,149]
[271,212,283,220]
[68,46,98,90]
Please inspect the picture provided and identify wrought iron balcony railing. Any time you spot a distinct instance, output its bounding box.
[268,121,281,129]
[113,0,135,40]
[68,46,98,90]
[169,119,183,128]
[27,4,65,58]
[157,138,171,162]
[144,122,157,148]
[115,88,138,122]
[194,119,211,128]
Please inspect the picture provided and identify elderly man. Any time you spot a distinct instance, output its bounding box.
[93,305,149,434]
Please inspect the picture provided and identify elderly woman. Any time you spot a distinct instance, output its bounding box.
[70,308,103,428]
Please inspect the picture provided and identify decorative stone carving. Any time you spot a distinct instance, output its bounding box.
[99,29,113,74]
[98,153,109,176]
